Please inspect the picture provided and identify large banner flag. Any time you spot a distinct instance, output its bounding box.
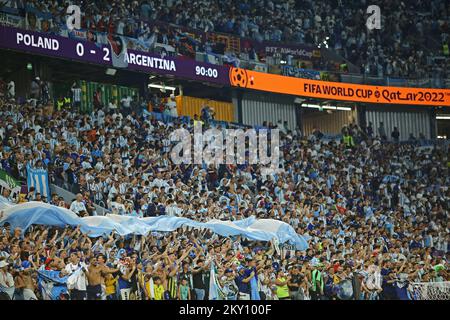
[0,202,310,250]
[26,165,51,200]
[0,195,13,210]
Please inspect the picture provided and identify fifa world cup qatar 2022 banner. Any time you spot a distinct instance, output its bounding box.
[0,25,231,86]
[1,25,450,106]
[228,68,450,106]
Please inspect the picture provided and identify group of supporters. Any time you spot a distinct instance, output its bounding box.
[2,0,449,79]
[1,222,447,301]
[0,224,303,300]
[0,87,448,300]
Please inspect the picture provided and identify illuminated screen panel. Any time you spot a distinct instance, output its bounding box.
[229,67,450,106]
[0,25,230,86]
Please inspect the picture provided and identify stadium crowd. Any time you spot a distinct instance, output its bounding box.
[0,78,449,300]
[1,0,449,79]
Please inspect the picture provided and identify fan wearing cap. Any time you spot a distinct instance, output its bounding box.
[234,263,255,300]
[0,259,15,300]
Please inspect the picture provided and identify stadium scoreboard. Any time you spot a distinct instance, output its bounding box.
[2,26,229,86]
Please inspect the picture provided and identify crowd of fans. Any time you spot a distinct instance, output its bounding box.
[0,78,449,300]
[1,0,449,79]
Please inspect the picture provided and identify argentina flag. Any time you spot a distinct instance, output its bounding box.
[1,203,310,250]
[27,165,51,200]
[38,270,69,300]
[208,262,225,300]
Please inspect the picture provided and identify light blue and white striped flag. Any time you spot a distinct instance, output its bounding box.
[27,165,51,200]
[208,261,225,300]
[38,270,69,300]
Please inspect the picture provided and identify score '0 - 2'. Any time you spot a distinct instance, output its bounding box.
[75,42,110,62]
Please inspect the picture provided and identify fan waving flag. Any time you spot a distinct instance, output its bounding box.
[107,34,128,69]
[250,275,261,300]
[27,165,51,201]
[208,261,225,300]
[38,269,69,300]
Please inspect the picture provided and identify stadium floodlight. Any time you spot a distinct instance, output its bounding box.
[148,83,176,91]
[436,115,450,120]
[105,68,117,76]
[294,97,306,104]
[301,103,321,108]
[301,103,351,111]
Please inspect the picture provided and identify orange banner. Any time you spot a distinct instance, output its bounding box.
[229,68,450,106]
